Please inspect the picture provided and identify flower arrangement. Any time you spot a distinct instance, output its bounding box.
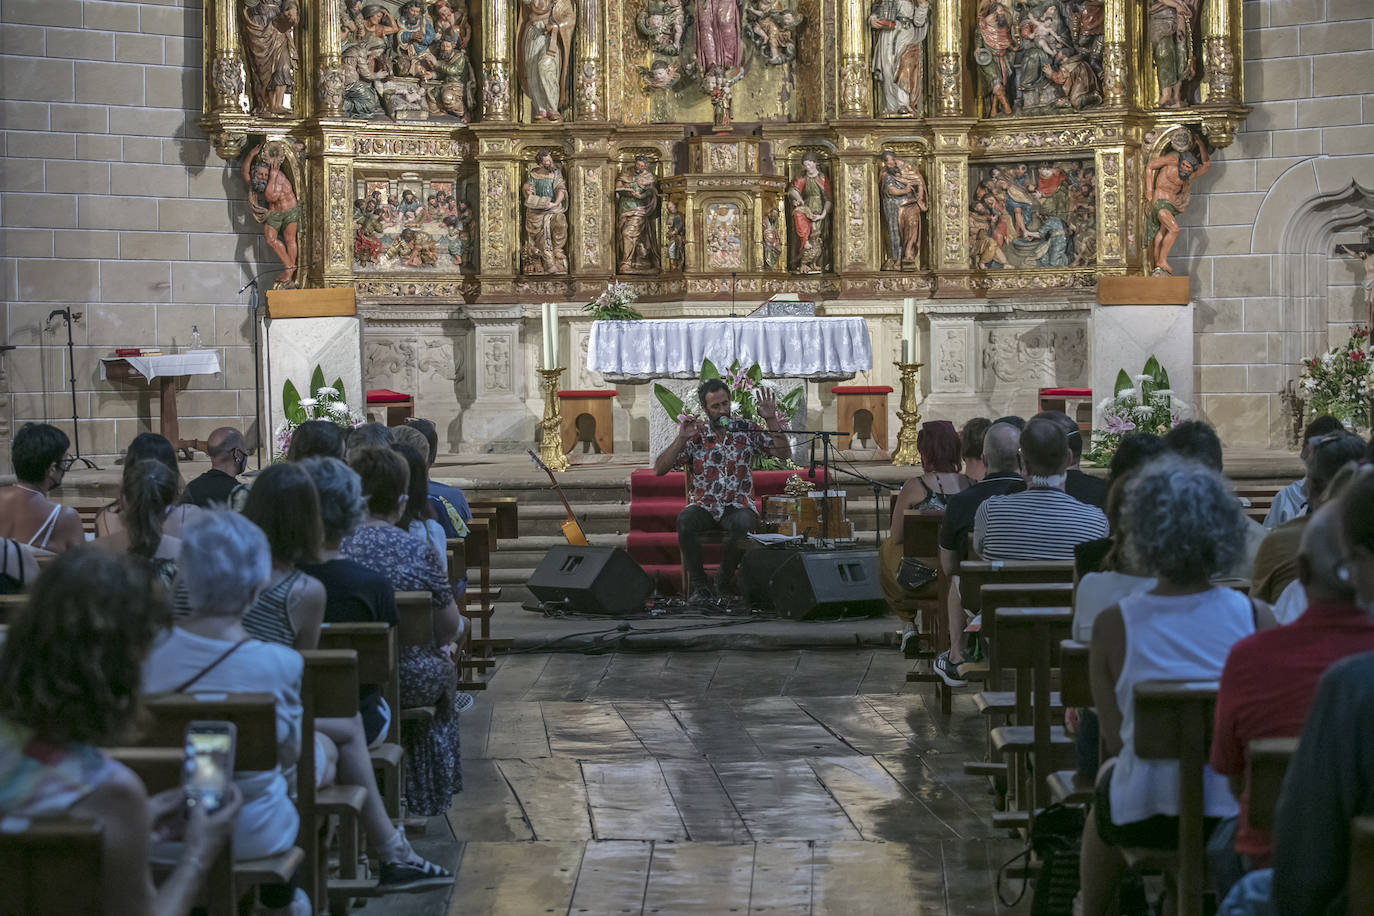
[273,364,363,458]
[652,358,804,469]
[1084,355,1190,467]
[1299,326,1371,431]
[582,280,643,321]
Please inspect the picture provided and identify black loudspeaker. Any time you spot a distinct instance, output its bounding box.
[528,546,653,615]
[740,546,803,611]
[770,549,886,620]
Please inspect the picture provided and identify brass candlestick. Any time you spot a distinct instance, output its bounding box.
[891,361,924,466]
[537,367,570,472]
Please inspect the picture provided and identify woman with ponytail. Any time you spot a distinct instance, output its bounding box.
[95,433,200,538]
[95,458,182,586]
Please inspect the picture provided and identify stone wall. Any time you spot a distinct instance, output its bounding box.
[1180,0,1373,447]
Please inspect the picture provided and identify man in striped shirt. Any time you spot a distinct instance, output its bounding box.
[973,416,1108,560]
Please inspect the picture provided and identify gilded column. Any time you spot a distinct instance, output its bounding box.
[1202,0,1237,104]
[482,0,514,121]
[474,134,520,281]
[208,0,243,113]
[317,0,344,116]
[933,0,960,116]
[930,126,972,287]
[574,0,605,121]
[569,135,611,275]
[1094,147,1126,267]
[838,0,871,118]
[1102,0,1127,106]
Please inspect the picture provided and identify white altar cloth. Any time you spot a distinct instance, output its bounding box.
[99,351,222,381]
[587,317,872,382]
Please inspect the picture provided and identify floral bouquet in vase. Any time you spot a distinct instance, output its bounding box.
[1299,326,1372,432]
[1085,355,1190,467]
[582,280,643,321]
[653,358,804,469]
[273,364,363,458]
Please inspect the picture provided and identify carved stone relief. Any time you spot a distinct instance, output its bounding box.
[482,333,514,393]
[979,324,1089,391]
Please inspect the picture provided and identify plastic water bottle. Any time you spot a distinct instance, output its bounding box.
[190,325,202,350]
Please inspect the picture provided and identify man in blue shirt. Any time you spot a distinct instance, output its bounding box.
[404,417,470,537]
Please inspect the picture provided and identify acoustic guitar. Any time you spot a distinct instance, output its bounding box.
[527,450,589,546]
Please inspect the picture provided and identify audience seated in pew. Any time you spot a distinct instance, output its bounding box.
[1078,457,1277,915]
[959,417,993,484]
[1209,477,1374,903]
[342,447,468,817]
[934,420,1025,686]
[1262,415,1344,529]
[390,434,450,577]
[144,512,451,905]
[96,459,183,589]
[0,538,40,594]
[0,422,84,555]
[285,419,347,463]
[403,417,473,538]
[237,463,329,651]
[880,419,971,654]
[1034,410,1109,509]
[184,427,251,509]
[1164,421,1268,580]
[0,547,242,916]
[96,432,203,538]
[1249,431,1365,610]
[346,422,393,454]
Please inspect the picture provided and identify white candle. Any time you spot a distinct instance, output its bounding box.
[541,303,556,369]
[901,298,917,364]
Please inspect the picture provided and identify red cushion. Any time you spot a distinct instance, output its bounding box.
[831,385,894,395]
[1039,387,1092,398]
[558,390,617,399]
[365,389,411,403]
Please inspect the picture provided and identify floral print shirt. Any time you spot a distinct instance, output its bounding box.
[681,418,773,519]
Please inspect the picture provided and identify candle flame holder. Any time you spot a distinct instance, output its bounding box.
[891,362,924,467]
[537,367,570,472]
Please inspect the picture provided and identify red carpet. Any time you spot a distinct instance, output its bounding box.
[627,468,827,594]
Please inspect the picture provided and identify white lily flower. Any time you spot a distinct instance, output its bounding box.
[315,386,338,398]
[299,397,318,408]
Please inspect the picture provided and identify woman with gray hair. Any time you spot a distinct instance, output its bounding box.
[1077,457,1277,915]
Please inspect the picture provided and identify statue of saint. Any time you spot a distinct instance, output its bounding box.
[1144,130,1210,275]
[426,35,476,119]
[695,0,743,77]
[522,150,570,275]
[1149,0,1199,107]
[788,153,832,275]
[241,0,299,117]
[615,156,660,275]
[663,202,686,271]
[973,0,1015,116]
[517,0,576,122]
[878,151,927,270]
[242,142,300,288]
[868,0,929,116]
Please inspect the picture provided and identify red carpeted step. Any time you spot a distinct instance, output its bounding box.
[629,497,690,532]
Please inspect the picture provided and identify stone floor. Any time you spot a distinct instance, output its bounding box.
[380,648,1031,915]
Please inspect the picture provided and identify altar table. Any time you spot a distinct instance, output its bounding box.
[100,351,222,457]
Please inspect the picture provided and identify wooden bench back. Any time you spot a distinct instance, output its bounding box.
[993,607,1073,671]
[901,510,943,559]
[0,817,104,915]
[1059,639,1092,707]
[1245,737,1298,831]
[140,693,279,772]
[468,498,518,539]
[394,590,435,648]
[107,746,183,794]
[981,582,1075,689]
[959,560,1075,612]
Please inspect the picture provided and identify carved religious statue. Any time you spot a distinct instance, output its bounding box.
[522,150,570,274]
[1336,227,1374,328]
[696,0,744,124]
[242,141,300,288]
[868,0,930,116]
[517,0,576,122]
[636,0,687,55]
[743,0,804,65]
[241,0,299,117]
[878,151,927,270]
[615,156,660,275]
[788,153,832,274]
[973,0,1015,116]
[1145,129,1210,275]
[1149,0,1200,107]
[663,201,686,271]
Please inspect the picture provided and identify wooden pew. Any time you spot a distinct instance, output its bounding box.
[458,518,509,673]
[139,692,305,906]
[1353,816,1374,916]
[467,497,518,540]
[900,509,946,659]
[1047,639,1094,805]
[0,817,104,915]
[980,581,1076,692]
[317,622,405,820]
[1132,679,1219,916]
[1246,737,1298,832]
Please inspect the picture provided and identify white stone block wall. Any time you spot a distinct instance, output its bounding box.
[1179,0,1373,447]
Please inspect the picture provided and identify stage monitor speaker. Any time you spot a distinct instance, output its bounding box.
[528,546,653,616]
[770,549,886,620]
[740,546,803,611]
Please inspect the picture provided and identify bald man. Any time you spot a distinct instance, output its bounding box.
[186,426,249,507]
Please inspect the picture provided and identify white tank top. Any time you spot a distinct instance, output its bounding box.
[1108,587,1253,825]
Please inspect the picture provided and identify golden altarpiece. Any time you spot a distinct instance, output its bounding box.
[201,0,1248,451]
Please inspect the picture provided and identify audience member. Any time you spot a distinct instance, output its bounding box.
[1033,410,1108,508]
[1078,457,1276,915]
[402,418,471,537]
[0,538,39,594]
[993,415,1026,430]
[974,416,1108,561]
[342,447,467,816]
[392,440,449,577]
[234,463,328,650]
[346,422,393,455]
[96,433,200,538]
[285,419,346,463]
[959,417,993,483]
[933,421,1025,685]
[1210,496,1374,900]
[880,419,972,652]
[0,422,84,554]
[1250,431,1365,605]
[1262,414,1344,528]
[96,459,182,587]
[0,547,240,916]
[1165,420,1268,578]
[185,427,249,508]
[1074,433,1169,576]
[1271,466,1374,913]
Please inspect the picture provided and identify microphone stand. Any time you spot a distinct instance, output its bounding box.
[46,308,99,469]
[824,460,901,549]
[240,267,287,470]
[772,428,845,548]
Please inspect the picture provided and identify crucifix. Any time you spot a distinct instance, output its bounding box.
[1336,224,1374,329]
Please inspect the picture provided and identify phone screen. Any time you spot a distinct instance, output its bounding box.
[184,726,235,813]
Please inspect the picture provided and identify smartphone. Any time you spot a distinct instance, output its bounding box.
[183,721,237,814]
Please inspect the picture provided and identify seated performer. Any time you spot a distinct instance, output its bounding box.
[653,379,790,601]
